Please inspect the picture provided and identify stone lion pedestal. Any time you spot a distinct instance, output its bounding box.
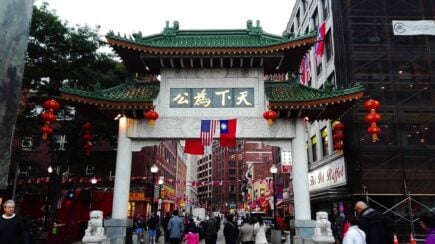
[82,210,109,244]
[312,211,335,244]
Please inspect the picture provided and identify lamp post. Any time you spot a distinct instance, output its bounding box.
[150,163,158,214]
[269,164,278,228]
[158,176,164,217]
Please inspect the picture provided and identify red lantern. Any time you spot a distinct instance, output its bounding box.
[368,123,381,142]
[333,121,344,131]
[81,122,93,132]
[334,142,344,151]
[332,121,345,151]
[40,124,53,142]
[333,131,344,141]
[40,111,57,123]
[263,110,278,126]
[43,99,60,111]
[81,133,93,141]
[364,99,380,111]
[83,142,93,156]
[364,109,381,124]
[144,110,159,127]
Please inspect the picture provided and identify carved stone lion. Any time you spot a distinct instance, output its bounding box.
[82,210,107,243]
[312,211,335,243]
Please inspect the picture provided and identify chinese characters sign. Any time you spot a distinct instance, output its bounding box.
[170,88,254,108]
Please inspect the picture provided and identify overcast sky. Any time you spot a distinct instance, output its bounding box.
[36,0,296,37]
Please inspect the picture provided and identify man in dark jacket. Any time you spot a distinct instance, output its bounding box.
[223,214,239,244]
[147,213,159,244]
[203,212,219,244]
[355,201,391,244]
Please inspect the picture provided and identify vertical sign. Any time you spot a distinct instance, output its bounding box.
[281,151,292,174]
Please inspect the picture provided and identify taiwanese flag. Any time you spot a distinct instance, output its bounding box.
[220,119,237,147]
[184,139,204,155]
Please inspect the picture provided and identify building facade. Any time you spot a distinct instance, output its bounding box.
[286,0,435,239]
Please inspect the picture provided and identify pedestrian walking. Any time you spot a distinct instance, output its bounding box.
[183,229,200,244]
[147,212,159,244]
[253,216,267,244]
[342,215,366,244]
[223,214,239,244]
[355,201,391,244]
[238,217,255,244]
[419,211,435,244]
[0,199,26,244]
[203,212,219,244]
[162,212,171,243]
[167,210,184,244]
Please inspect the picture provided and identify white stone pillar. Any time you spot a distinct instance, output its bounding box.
[292,118,311,220]
[291,118,315,238]
[105,116,133,243]
[112,116,132,218]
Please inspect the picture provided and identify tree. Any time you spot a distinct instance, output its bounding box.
[23,2,130,96]
[12,3,130,229]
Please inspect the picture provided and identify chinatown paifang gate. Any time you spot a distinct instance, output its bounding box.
[61,21,364,242]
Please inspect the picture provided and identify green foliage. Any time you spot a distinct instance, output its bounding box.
[23,2,131,95]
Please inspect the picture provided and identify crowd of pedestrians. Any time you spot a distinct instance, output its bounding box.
[133,202,435,244]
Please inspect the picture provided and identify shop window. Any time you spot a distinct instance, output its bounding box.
[321,127,329,157]
[323,0,329,19]
[311,136,318,162]
[306,140,311,163]
[325,33,333,62]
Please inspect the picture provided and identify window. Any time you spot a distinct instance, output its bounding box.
[312,10,319,29]
[321,127,329,157]
[325,33,333,62]
[323,0,329,19]
[21,137,33,150]
[53,134,67,151]
[311,136,318,162]
[306,141,310,163]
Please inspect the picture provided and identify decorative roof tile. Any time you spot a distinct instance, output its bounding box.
[60,81,159,109]
[106,20,316,49]
[265,80,365,120]
[265,81,364,103]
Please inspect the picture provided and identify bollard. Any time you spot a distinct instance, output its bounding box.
[283,230,291,244]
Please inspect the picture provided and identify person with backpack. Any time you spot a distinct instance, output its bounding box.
[223,214,239,244]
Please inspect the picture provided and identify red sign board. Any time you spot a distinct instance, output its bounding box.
[281,165,292,174]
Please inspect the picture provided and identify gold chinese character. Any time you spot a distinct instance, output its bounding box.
[235,91,252,106]
[193,89,211,107]
[215,89,231,106]
[173,93,189,104]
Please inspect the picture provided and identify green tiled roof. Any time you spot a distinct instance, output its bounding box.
[265,81,365,103]
[60,81,159,107]
[106,20,316,49]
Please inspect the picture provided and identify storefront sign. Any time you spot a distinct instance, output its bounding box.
[129,192,145,201]
[392,20,435,36]
[308,157,346,191]
[160,185,175,199]
[170,88,254,108]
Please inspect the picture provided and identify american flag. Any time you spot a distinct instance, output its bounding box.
[200,120,218,146]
